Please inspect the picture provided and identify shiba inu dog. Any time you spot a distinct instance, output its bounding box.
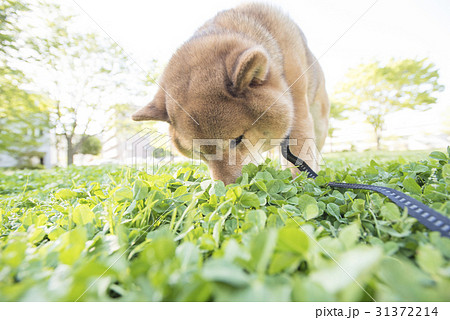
[132,3,329,184]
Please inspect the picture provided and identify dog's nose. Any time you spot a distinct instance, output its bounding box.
[208,161,241,185]
[210,170,238,185]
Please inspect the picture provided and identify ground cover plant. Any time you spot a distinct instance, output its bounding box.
[0,149,449,301]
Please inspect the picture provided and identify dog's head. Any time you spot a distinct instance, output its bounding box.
[132,35,293,184]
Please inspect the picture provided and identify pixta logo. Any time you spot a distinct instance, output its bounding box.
[127,130,324,173]
[192,137,324,167]
[126,129,173,174]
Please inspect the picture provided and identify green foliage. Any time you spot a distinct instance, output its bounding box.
[0,149,449,301]
[327,100,348,145]
[0,0,52,163]
[79,135,102,156]
[333,58,444,149]
[0,0,28,56]
[0,70,50,153]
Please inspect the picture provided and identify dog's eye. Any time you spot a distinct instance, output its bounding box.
[249,78,263,88]
[231,134,244,148]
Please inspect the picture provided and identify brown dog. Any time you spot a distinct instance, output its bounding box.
[132,3,329,184]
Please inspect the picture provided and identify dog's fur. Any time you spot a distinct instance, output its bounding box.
[132,3,329,184]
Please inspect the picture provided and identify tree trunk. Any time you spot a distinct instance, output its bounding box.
[375,129,381,150]
[67,137,75,166]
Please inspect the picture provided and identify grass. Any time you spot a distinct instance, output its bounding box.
[323,149,442,169]
[0,149,449,301]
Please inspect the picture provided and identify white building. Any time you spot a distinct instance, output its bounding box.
[0,123,53,168]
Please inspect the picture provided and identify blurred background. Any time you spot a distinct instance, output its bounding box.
[1,0,449,169]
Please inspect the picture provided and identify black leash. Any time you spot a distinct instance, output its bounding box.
[280,138,450,238]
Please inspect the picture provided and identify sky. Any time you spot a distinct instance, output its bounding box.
[64,0,450,150]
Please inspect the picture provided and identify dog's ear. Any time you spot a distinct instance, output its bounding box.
[132,89,169,122]
[232,47,269,93]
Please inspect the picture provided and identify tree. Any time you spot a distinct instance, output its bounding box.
[0,0,51,164]
[0,72,51,159]
[0,0,27,56]
[27,3,143,165]
[79,135,102,156]
[333,58,444,150]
